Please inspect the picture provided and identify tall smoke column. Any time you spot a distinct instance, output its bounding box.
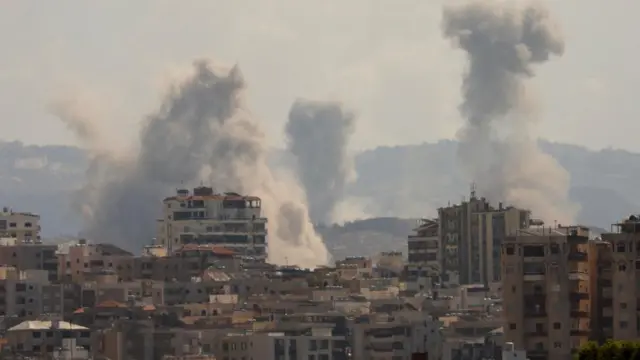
[54,60,329,268]
[285,99,356,225]
[442,0,578,224]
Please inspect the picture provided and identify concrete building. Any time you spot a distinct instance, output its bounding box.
[596,215,640,341]
[501,226,592,360]
[475,206,532,285]
[0,267,65,318]
[156,186,267,259]
[4,320,90,356]
[349,312,442,360]
[0,207,40,244]
[438,190,530,286]
[57,240,134,283]
[0,240,58,282]
[407,218,440,293]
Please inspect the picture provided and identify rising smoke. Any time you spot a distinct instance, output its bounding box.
[442,0,578,224]
[53,60,329,268]
[285,99,356,225]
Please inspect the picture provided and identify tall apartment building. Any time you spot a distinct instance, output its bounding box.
[0,207,40,243]
[502,226,592,360]
[407,218,440,292]
[595,215,640,341]
[438,191,530,285]
[156,186,267,259]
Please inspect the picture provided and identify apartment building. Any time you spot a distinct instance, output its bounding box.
[0,207,40,243]
[349,312,442,360]
[407,218,440,293]
[248,323,348,360]
[156,186,268,259]
[502,226,592,360]
[0,240,58,281]
[475,206,531,285]
[597,215,640,341]
[58,240,134,283]
[439,192,531,286]
[0,267,64,318]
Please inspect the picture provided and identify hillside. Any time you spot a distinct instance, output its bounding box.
[0,139,638,257]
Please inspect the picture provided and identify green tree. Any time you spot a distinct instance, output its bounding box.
[577,340,640,360]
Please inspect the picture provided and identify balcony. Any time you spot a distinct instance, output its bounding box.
[570,329,590,336]
[525,331,548,337]
[527,349,548,360]
[568,251,588,262]
[569,291,589,301]
[524,310,547,318]
[570,310,589,318]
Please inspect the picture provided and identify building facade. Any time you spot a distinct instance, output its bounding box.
[156,186,267,259]
[0,208,40,244]
[501,226,592,360]
[407,218,440,292]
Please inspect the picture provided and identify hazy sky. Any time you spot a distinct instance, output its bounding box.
[0,1,637,152]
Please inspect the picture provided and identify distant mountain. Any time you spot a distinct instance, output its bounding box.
[0,139,638,255]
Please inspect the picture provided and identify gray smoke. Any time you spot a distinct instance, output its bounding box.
[443,1,578,223]
[286,99,356,225]
[54,60,329,268]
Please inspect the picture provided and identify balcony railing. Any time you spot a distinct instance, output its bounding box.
[570,310,589,318]
[568,251,588,262]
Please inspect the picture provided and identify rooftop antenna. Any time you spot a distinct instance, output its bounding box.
[470,182,477,199]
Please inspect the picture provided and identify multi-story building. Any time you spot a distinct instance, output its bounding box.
[57,240,134,283]
[0,240,58,282]
[407,218,440,292]
[596,215,640,341]
[0,207,40,243]
[156,186,267,259]
[438,190,530,286]
[502,225,592,360]
[0,266,64,318]
[475,205,532,285]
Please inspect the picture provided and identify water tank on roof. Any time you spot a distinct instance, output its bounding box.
[630,215,638,221]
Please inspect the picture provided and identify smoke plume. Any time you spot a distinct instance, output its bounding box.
[285,99,356,225]
[54,60,329,268]
[442,1,578,224]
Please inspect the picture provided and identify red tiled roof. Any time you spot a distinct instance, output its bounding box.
[73,307,85,314]
[142,304,156,311]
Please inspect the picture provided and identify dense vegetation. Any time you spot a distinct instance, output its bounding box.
[578,341,640,360]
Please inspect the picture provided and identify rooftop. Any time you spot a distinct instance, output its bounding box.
[8,320,88,331]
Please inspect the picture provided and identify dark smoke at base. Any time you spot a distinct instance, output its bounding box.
[54,60,329,268]
[286,99,356,225]
[442,1,578,224]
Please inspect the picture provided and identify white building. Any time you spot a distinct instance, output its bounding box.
[0,207,40,244]
[407,218,440,293]
[156,187,267,259]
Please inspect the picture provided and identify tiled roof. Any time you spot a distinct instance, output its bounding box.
[176,244,236,256]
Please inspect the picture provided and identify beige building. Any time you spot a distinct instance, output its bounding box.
[0,241,58,282]
[5,320,90,356]
[58,240,134,283]
[407,218,440,292]
[597,215,640,341]
[156,186,267,259]
[502,226,592,360]
[0,208,40,244]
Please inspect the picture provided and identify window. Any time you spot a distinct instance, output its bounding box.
[506,245,515,255]
[32,331,41,338]
[553,322,561,329]
[24,222,32,228]
[621,321,628,329]
[523,245,545,257]
[554,342,562,348]
[617,243,626,252]
[550,244,559,254]
[319,355,329,360]
[308,356,316,360]
[512,286,516,293]
[8,222,15,228]
[320,339,329,350]
[509,323,516,330]
[309,340,318,351]
[619,264,627,272]
[621,302,628,310]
